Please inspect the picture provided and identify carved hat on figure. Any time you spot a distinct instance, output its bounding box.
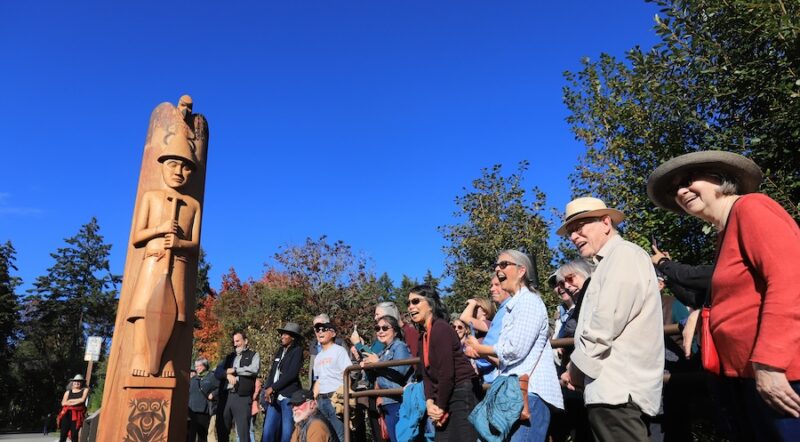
[277,322,304,339]
[647,150,763,214]
[556,197,626,236]
[157,131,197,171]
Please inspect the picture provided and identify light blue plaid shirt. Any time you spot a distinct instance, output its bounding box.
[494,287,563,409]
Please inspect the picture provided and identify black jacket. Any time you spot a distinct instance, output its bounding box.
[262,344,302,405]
[189,371,219,414]
[656,259,712,308]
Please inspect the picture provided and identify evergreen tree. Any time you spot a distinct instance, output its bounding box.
[11,218,120,428]
[0,241,21,428]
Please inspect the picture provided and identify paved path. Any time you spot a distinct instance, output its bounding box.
[0,435,60,441]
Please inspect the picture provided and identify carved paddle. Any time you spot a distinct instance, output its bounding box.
[144,195,180,375]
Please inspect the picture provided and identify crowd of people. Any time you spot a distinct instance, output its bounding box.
[169,150,800,442]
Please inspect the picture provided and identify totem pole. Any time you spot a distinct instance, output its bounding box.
[97,96,209,441]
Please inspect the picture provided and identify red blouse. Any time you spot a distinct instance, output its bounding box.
[711,193,800,379]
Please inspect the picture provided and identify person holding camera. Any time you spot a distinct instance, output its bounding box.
[261,322,304,442]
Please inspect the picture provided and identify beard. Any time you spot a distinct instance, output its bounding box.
[293,407,314,423]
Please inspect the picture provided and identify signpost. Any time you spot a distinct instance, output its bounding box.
[84,336,103,385]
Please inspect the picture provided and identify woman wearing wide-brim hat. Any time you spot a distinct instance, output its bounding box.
[58,374,89,442]
[260,322,304,442]
[648,150,800,440]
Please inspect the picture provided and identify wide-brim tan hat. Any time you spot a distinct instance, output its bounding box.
[647,150,763,214]
[556,197,625,236]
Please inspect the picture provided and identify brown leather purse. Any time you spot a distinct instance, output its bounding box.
[518,343,544,421]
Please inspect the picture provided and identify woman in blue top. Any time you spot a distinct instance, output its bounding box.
[360,315,412,442]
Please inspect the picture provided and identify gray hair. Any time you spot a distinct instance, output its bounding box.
[194,358,210,370]
[313,313,330,324]
[556,259,594,281]
[499,249,537,291]
[376,302,400,321]
[718,176,739,196]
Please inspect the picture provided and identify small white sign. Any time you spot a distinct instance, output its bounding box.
[84,336,103,362]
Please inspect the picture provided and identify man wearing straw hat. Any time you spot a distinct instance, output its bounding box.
[557,197,664,442]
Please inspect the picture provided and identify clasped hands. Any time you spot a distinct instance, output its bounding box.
[426,399,446,427]
[158,219,179,249]
[226,367,237,387]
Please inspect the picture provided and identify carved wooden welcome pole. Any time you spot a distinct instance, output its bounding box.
[97,96,209,441]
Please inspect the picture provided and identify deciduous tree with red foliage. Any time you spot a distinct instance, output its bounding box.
[194,292,222,361]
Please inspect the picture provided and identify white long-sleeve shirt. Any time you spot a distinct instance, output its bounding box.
[571,234,664,416]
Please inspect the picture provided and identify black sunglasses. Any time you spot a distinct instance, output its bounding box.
[313,325,332,332]
[452,324,465,330]
[407,298,424,306]
[374,325,392,332]
[494,261,518,270]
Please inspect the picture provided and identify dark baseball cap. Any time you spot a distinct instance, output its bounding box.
[289,389,314,406]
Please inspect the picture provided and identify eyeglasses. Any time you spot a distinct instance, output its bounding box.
[559,273,581,285]
[451,324,465,331]
[313,325,332,333]
[494,261,519,270]
[374,325,391,332]
[407,298,424,306]
[565,217,602,235]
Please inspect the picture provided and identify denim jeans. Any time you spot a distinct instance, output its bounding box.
[316,396,345,442]
[382,402,401,442]
[509,393,551,442]
[261,398,294,442]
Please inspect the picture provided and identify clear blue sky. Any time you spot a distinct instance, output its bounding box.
[1,1,659,293]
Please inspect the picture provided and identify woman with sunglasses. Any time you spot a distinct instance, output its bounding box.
[550,259,593,442]
[466,250,563,442]
[648,151,800,440]
[450,318,470,345]
[553,259,593,342]
[452,318,482,377]
[360,315,412,442]
[407,284,479,441]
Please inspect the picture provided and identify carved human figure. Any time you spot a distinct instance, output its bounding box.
[127,132,201,377]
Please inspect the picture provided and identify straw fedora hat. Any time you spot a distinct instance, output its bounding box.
[556,197,625,236]
[70,374,85,382]
[647,150,763,214]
